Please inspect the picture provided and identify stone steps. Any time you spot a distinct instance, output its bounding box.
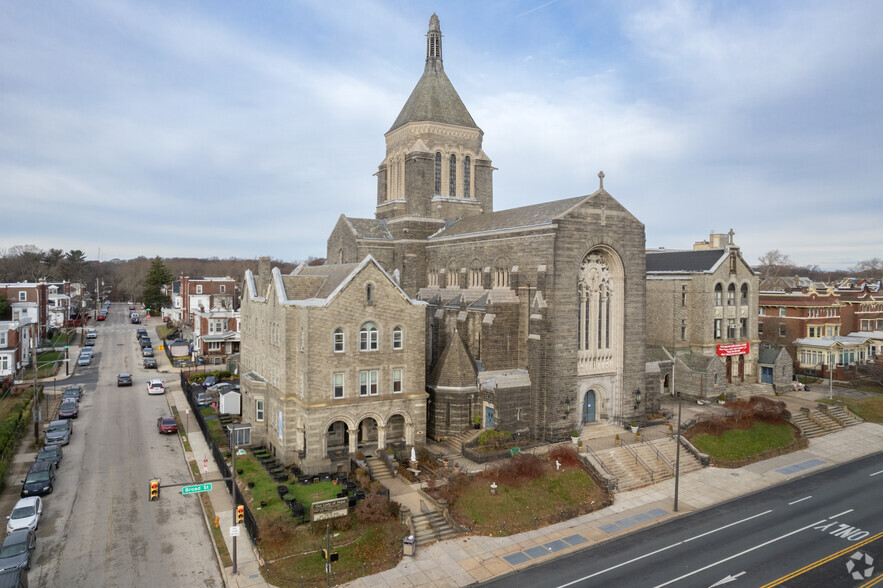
[790,411,825,438]
[412,510,459,545]
[439,428,482,457]
[365,456,394,481]
[600,437,702,492]
[790,404,862,439]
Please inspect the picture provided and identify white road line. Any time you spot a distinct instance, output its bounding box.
[829,509,854,519]
[870,469,883,477]
[554,510,773,588]
[684,510,773,543]
[651,519,828,588]
[788,496,812,505]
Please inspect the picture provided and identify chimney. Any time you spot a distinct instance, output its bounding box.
[258,257,271,292]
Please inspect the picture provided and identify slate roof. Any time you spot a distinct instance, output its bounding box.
[646,346,673,363]
[347,217,393,241]
[287,263,361,300]
[388,16,477,133]
[428,331,477,388]
[758,347,783,365]
[678,353,718,372]
[431,195,587,240]
[646,249,726,273]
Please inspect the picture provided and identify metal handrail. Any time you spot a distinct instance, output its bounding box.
[641,438,674,474]
[583,443,614,479]
[621,440,654,481]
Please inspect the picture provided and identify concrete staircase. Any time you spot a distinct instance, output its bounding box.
[600,437,702,492]
[411,510,460,545]
[364,455,394,482]
[439,428,482,457]
[727,382,774,398]
[790,404,862,438]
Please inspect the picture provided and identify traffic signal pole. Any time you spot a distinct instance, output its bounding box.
[231,431,238,576]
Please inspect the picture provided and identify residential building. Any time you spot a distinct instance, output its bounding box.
[192,308,240,365]
[0,320,34,380]
[166,276,237,325]
[0,282,49,337]
[758,284,844,365]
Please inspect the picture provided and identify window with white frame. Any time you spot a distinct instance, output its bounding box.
[714,284,723,306]
[392,368,403,393]
[333,328,344,352]
[208,341,221,351]
[196,285,203,294]
[333,373,344,399]
[359,370,378,396]
[779,307,786,317]
[392,327,403,350]
[0,332,6,347]
[727,284,735,306]
[714,319,722,339]
[255,400,264,421]
[359,322,378,351]
[778,325,787,337]
[220,285,226,293]
[18,292,26,301]
[759,307,765,316]
[0,356,8,371]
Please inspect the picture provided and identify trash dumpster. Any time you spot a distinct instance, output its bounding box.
[403,535,416,556]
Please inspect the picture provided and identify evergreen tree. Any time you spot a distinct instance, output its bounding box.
[142,257,172,313]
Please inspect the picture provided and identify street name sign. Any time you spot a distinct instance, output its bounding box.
[182,483,212,495]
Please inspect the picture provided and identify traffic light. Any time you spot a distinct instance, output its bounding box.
[236,504,244,524]
[321,549,338,562]
[149,479,160,502]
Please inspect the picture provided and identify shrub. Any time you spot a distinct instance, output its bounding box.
[488,452,545,485]
[749,395,787,421]
[548,444,580,468]
[355,492,395,524]
[437,471,470,504]
[477,429,512,448]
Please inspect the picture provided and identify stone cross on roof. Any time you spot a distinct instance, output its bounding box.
[598,171,605,190]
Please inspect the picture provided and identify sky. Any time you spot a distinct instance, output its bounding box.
[1,0,881,269]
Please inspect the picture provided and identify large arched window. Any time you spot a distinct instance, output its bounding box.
[463,156,471,198]
[576,248,624,377]
[359,322,378,351]
[740,283,749,304]
[449,154,457,196]
[434,152,442,194]
[714,283,723,306]
[727,284,736,306]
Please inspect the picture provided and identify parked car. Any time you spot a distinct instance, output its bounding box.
[96,313,106,321]
[163,317,171,323]
[139,337,151,348]
[131,315,141,324]
[20,462,56,497]
[34,446,62,469]
[0,529,36,572]
[156,416,178,434]
[201,376,218,389]
[84,338,95,347]
[6,498,42,533]
[117,373,132,387]
[142,347,153,357]
[207,381,236,393]
[86,328,97,339]
[136,328,147,337]
[147,379,165,395]
[57,399,78,419]
[76,354,91,367]
[143,357,158,369]
[44,419,72,446]
[195,392,214,407]
[62,385,82,401]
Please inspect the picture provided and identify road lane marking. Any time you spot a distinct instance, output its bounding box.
[870,469,883,477]
[759,530,883,587]
[652,519,829,588]
[830,509,854,519]
[710,571,746,586]
[554,511,773,587]
[789,496,812,505]
[684,510,772,543]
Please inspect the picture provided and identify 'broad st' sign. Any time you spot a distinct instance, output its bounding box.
[182,483,212,495]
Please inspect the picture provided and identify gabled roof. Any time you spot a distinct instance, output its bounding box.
[430,195,586,240]
[345,217,394,241]
[646,249,726,274]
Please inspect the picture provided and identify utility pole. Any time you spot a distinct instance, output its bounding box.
[673,350,682,513]
[326,524,331,588]
[231,429,238,575]
[31,323,39,442]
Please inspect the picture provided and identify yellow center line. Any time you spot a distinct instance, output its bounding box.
[760,530,883,587]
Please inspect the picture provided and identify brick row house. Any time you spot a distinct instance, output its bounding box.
[165,276,238,325]
[192,308,240,365]
[0,282,49,338]
[0,320,35,382]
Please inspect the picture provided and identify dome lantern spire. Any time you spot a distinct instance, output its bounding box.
[426,14,443,71]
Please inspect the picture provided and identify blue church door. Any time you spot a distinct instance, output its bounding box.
[583,390,596,423]
[484,406,495,428]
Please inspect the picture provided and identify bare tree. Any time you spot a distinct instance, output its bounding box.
[851,258,883,278]
[757,250,793,281]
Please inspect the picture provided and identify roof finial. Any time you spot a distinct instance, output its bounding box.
[728,228,735,245]
[426,14,443,71]
[598,170,605,190]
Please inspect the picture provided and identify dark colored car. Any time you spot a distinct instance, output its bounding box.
[157,416,178,434]
[44,419,72,446]
[20,462,55,498]
[57,399,78,419]
[201,376,218,389]
[139,337,151,348]
[117,373,132,387]
[136,328,147,337]
[34,445,62,469]
[142,347,154,357]
[131,315,141,324]
[0,529,36,572]
[143,357,158,369]
[62,385,82,401]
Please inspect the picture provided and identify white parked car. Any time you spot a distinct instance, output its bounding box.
[6,497,42,533]
[147,379,165,395]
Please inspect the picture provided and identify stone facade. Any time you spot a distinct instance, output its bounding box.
[239,257,427,474]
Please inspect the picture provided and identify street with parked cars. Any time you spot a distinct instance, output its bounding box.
[0,302,221,585]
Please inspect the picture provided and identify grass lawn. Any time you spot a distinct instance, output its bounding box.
[22,350,64,379]
[820,395,883,424]
[156,325,174,339]
[452,465,605,536]
[690,421,795,462]
[199,406,229,449]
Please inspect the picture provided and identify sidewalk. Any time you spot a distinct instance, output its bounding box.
[341,420,883,587]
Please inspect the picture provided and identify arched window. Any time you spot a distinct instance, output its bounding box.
[333,328,344,352]
[577,249,624,375]
[727,284,736,306]
[366,284,373,305]
[714,283,723,306]
[392,327,403,350]
[449,154,457,196]
[463,156,471,198]
[469,261,482,288]
[360,322,378,351]
[740,283,749,303]
[434,152,442,194]
[447,263,459,288]
[494,265,509,288]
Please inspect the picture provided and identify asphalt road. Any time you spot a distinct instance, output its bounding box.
[18,303,222,586]
[482,452,883,587]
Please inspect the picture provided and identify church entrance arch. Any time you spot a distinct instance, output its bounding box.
[583,390,596,423]
[326,421,349,458]
[357,417,379,452]
[386,414,406,447]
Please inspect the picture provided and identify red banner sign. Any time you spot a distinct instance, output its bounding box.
[717,342,750,357]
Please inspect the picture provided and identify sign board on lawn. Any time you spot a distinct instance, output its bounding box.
[311,497,349,521]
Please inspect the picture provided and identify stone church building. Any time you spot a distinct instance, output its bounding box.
[326,14,650,444]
